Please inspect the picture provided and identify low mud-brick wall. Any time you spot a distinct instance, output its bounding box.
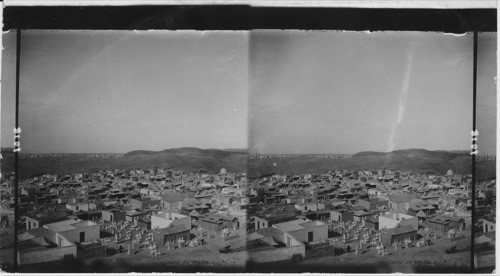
[305,240,341,259]
[77,242,106,259]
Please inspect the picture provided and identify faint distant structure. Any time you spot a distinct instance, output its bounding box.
[220,168,227,175]
[446,169,454,176]
[480,153,496,161]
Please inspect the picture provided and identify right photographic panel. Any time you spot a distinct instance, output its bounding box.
[246,30,495,273]
[474,32,496,273]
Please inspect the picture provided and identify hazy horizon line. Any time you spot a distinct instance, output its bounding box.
[0,146,249,155]
[1,147,482,156]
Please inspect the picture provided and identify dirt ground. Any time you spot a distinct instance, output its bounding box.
[0,223,248,273]
[300,227,471,273]
[0,221,475,273]
[90,227,249,272]
[0,226,15,272]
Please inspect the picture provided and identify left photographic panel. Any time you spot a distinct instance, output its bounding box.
[0,30,249,273]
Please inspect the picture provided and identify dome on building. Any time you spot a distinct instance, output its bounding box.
[220,168,227,175]
[447,169,454,176]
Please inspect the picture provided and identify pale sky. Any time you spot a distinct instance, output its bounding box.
[1,30,496,155]
[476,33,497,157]
[2,30,249,153]
[249,31,495,155]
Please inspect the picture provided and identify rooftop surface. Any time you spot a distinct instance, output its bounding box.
[18,237,58,251]
[26,211,69,222]
[154,224,189,235]
[152,211,187,220]
[273,219,307,232]
[18,227,55,241]
[381,224,417,236]
[45,219,80,232]
[45,219,96,232]
[300,220,325,228]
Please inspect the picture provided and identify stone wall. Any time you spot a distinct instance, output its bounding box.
[288,224,328,243]
[77,243,106,259]
[249,244,305,263]
[305,243,339,259]
[18,245,77,266]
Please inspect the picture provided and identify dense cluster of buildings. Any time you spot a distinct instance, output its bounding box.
[244,168,495,266]
[0,165,495,271]
[0,168,247,267]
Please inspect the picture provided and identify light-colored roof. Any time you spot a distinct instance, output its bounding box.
[18,227,55,241]
[475,235,492,244]
[45,219,96,232]
[72,220,96,228]
[246,231,265,241]
[189,210,200,217]
[155,224,189,235]
[255,227,284,240]
[415,210,427,217]
[273,219,307,232]
[382,225,417,236]
[126,210,141,216]
[102,201,118,207]
[45,219,79,232]
[300,220,325,228]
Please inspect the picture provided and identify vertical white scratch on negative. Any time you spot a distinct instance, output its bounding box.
[387,44,414,152]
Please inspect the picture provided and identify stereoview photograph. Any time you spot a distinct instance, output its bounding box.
[246,31,496,273]
[0,30,496,273]
[1,30,249,273]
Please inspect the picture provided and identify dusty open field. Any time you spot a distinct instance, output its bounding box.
[81,227,248,272]
[293,227,471,273]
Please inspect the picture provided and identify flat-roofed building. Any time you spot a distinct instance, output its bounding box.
[125,209,151,224]
[199,213,239,233]
[102,209,126,223]
[159,193,185,211]
[353,210,378,223]
[330,209,354,223]
[388,193,412,210]
[151,211,191,230]
[425,215,465,233]
[17,227,77,266]
[358,198,389,211]
[407,204,436,217]
[25,212,70,231]
[254,212,298,231]
[482,217,495,234]
[66,202,92,212]
[44,219,100,244]
[380,225,417,246]
[273,219,328,244]
[379,211,418,230]
[152,224,190,246]
[247,226,306,263]
[130,197,161,210]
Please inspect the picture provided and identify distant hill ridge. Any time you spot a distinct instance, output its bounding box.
[124,147,247,157]
[249,148,478,179]
[2,147,493,181]
[3,147,248,178]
